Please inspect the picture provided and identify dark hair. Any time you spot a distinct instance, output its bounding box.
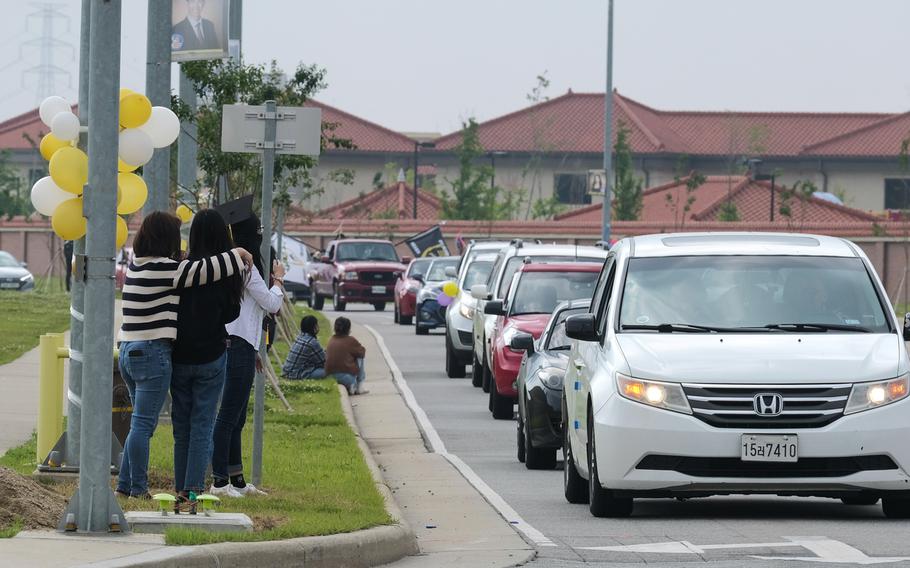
[300,315,319,335]
[230,212,263,278]
[133,211,181,259]
[187,209,244,305]
[334,316,351,336]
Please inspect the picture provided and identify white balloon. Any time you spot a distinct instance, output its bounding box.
[138,106,180,148]
[39,96,71,128]
[50,112,80,141]
[118,129,154,167]
[30,176,72,216]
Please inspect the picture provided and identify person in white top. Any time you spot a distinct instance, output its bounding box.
[211,213,285,498]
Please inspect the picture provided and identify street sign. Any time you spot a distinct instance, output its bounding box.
[221,104,322,156]
[587,169,606,195]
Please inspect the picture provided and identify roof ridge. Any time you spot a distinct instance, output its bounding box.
[800,110,910,153]
[317,183,440,217]
[308,99,417,145]
[614,95,663,150]
[750,180,879,221]
[691,176,751,221]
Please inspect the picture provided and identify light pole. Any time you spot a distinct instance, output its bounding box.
[601,0,614,242]
[489,151,507,190]
[747,158,778,222]
[413,141,435,219]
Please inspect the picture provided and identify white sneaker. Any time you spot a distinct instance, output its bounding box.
[234,483,268,496]
[210,484,244,498]
[355,384,369,395]
[348,384,357,395]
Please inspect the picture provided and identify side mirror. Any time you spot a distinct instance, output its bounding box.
[566,313,599,342]
[484,300,505,316]
[510,332,535,352]
[401,256,413,264]
[413,274,425,283]
[904,313,910,341]
[444,266,457,278]
[471,284,490,301]
[322,256,333,264]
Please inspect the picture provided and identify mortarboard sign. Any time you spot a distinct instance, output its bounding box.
[213,194,254,226]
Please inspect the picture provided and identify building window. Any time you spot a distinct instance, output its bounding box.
[554,173,591,205]
[885,179,910,209]
[28,167,47,186]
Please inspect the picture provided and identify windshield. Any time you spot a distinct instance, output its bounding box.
[509,271,599,316]
[407,259,432,278]
[619,256,890,333]
[546,307,587,350]
[497,255,604,298]
[0,252,18,268]
[337,242,399,262]
[463,260,493,291]
[426,258,459,281]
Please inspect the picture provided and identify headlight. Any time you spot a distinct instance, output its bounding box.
[20,274,33,282]
[844,375,910,415]
[537,367,565,390]
[615,373,692,414]
[459,303,474,319]
[342,271,358,281]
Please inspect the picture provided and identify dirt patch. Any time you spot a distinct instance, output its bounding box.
[252,514,287,531]
[0,467,67,530]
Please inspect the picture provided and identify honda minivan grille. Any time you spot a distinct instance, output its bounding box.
[681,383,851,429]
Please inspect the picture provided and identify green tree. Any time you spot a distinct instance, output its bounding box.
[664,155,706,229]
[176,59,353,213]
[0,152,28,219]
[612,125,643,221]
[717,201,740,222]
[531,196,565,220]
[441,119,522,220]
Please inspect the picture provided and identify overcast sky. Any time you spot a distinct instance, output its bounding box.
[1,0,907,134]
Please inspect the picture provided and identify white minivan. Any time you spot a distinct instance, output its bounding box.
[563,233,910,518]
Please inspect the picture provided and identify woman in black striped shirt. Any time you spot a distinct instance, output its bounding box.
[116,212,251,499]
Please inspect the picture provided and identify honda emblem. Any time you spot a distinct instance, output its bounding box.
[753,393,784,416]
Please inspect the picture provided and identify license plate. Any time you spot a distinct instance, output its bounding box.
[741,434,798,462]
[0,282,18,289]
[371,285,385,294]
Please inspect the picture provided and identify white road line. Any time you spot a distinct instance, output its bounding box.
[364,324,558,549]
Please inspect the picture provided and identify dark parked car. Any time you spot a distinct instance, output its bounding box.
[414,256,460,335]
[512,299,589,469]
[0,251,34,291]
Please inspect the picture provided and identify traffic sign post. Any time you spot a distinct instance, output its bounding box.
[221,102,321,485]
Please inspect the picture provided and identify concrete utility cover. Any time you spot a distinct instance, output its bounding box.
[126,511,253,534]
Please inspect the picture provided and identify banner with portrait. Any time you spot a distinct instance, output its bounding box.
[171,0,229,62]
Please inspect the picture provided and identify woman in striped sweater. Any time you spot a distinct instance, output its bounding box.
[116,211,252,499]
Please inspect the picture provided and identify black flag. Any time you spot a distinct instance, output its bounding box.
[405,225,450,257]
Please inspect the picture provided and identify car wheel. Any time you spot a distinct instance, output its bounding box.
[374,302,386,312]
[446,334,466,378]
[525,414,557,470]
[333,285,346,311]
[489,382,513,420]
[883,496,910,518]
[415,315,429,335]
[471,353,483,388]
[481,355,492,393]
[394,304,400,324]
[310,284,324,311]
[516,411,526,463]
[587,406,633,518]
[400,313,413,325]
[841,495,880,506]
[563,397,588,504]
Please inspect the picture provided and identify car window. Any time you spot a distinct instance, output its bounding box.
[426,259,459,281]
[336,242,399,262]
[618,255,890,333]
[596,258,617,339]
[326,244,335,260]
[546,307,587,350]
[0,252,19,267]
[462,260,493,290]
[496,255,604,299]
[509,271,599,316]
[407,259,432,278]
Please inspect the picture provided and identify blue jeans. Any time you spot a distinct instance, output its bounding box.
[212,337,256,482]
[296,368,326,380]
[171,353,226,492]
[117,339,172,496]
[333,358,365,389]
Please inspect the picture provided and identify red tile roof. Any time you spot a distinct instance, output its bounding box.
[0,104,78,151]
[433,91,899,158]
[314,181,441,220]
[555,175,879,224]
[308,100,416,153]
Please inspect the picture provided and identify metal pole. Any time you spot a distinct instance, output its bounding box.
[63,0,91,469]
[413,142,418,219]
[229,0,242,59]
[252,100,277,486]
[142,0,171,213]
[177,67,197,205]
[491,153,495,190]
[276,205,285,259]
[770,175,776,222]
[601,0,614,242]
[63,0,126,534]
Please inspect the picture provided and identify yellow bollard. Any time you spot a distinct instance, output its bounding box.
[37,334,60,464]
[53,333,65,442]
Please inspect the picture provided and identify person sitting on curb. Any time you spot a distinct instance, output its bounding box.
[282,315,326,380]
[324,316,369,395]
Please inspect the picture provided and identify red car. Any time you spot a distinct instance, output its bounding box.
[309,238,407,312]
[394,258,433,325]
[483,262,603,419]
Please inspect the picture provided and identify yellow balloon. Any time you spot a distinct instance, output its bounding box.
[51,198,86,240]
[443,281,459,298]
[175,204,193,223]
[180,239,188,252]
[119,88,136,98]
[119,92,152,129]
[116,216,128,249]
[117,173,148,215]
[39,133,71,161]
[49,147,88,194]
[118,158,139,173]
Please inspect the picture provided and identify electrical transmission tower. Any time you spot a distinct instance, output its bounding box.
[21,2,74,103]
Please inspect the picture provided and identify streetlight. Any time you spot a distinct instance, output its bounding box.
[413,140,435,219]
[601,0,614,243]
[489,151,508,189]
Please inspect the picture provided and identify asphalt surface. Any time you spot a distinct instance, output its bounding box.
[338,306,910,567]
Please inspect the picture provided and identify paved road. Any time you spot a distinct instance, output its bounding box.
[339,306,910,567]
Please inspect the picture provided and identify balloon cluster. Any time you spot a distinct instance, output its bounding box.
[436,281,459,307]
[30,90,180,249]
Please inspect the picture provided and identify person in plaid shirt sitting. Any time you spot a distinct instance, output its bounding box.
[282,315,326,379]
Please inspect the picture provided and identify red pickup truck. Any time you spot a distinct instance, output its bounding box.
[308,238,408,312]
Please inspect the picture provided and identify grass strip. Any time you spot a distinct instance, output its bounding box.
[0,277,70,365]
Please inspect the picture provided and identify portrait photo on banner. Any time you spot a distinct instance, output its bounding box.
[171,0,229,62]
